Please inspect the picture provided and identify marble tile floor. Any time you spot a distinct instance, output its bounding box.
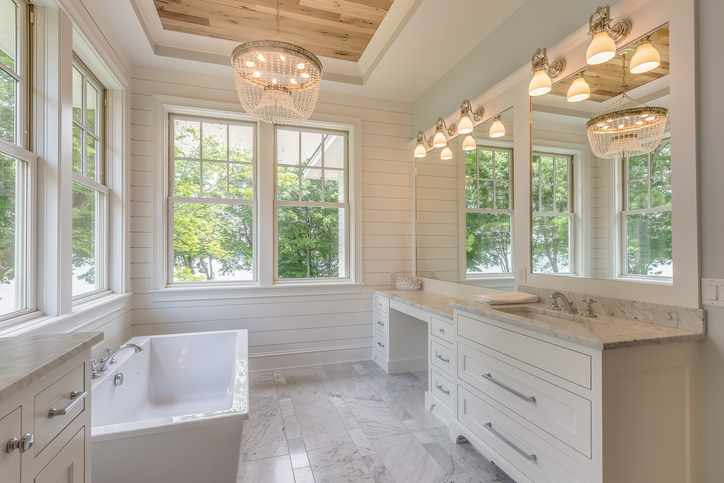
[238,361,515,483]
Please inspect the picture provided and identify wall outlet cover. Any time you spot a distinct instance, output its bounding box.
[389,272,396,283]
[517,268,527,284]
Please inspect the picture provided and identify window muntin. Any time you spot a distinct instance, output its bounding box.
[532,153,573,274]
[275,127,348,280]
[464,146,513,275]
[71,59,107,298]
[0,152,27,318]
[170,116,255,283]
[622,139,672,277]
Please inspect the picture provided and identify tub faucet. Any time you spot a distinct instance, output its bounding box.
[93,344,143,376]
[549,292,577,314]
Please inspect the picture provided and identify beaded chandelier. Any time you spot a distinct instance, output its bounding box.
[231,0,322,125]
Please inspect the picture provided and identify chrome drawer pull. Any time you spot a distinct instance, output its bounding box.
[377,342,385,348]
[435,354,450,364]
[435,383,450,395]
[483,422,536,461]
[377,321,385,326]
[6,437,19,453]
[48,391,88,418]
[482,373,536,403]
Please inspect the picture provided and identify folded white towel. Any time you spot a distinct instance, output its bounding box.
[474,292,539,305]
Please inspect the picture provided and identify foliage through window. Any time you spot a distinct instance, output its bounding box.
[276,127,348,280]
[464,146,512,274]
[532,153,573,274]
[72,59,107,297]
[170,116,255,282]
[623,139,672,277]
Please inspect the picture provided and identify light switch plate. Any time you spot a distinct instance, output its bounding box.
[389,272,396,283]
[517,267,527,284]
[701,278,724,307]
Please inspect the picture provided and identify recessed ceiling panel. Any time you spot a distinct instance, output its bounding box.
[153,0,395,61]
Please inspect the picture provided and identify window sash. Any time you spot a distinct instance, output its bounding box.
[0,0,29,149]
[72,56,105,185]
[71,181,106,299]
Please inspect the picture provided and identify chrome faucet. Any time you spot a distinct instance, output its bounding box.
[581,298,598,318]
[92,344,143,378]
[548,292,577,314]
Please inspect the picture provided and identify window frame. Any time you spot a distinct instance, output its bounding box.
[167,113,258,286]
[464,143,514,278]
[0,0,29,149]
[273,125,350,283]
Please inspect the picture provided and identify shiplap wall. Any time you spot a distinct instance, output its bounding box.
[128,68,413,370]
[587,156,611,278]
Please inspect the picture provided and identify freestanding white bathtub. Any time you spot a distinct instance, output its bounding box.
[91,330,249,483]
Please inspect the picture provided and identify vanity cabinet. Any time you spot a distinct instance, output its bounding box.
[371,293,428,374]
[0,350,92,483]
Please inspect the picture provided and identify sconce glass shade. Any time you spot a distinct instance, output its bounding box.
[630,42,660,74]
[414,142,427,158]
[567,75,591,102]
[586,31,617,65]
[440,144,453,160]
[529,69,552,96]
[462,135,477,151]
[458,115,474,134]
[489,118,506,138]
[432,131,447,148]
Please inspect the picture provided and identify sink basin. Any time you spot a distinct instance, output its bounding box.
[492,306,576,325]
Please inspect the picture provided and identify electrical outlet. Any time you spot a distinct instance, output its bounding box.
[517,267,527,284]
[430,271,436,280]
[389,272,396,283]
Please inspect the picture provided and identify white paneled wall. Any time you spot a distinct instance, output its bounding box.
[128,68,413,369]
[587,157,611,278]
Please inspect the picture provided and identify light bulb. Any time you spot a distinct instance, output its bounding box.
[301,72,310,79]
[280,54,286,61]
[297,63,306,69]
[567,75,591,102]
[489,117,505,138]
[257,53,266,62]
[414,142,427,158]
[245,61,255,68]
[272,78,277,84]
[630,41,660,74]
[432,131,447,148]
[586,31,616,65]
[252,71,261,78]
[529,69,552,96]
[290,78,297,84]
[458,115,474,134]
[462,135,476,151]
[440,144,453,160]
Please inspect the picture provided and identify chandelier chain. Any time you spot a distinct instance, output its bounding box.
[276,0,280,34]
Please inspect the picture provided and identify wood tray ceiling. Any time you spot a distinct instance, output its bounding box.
[549,25,669,103]
[153,0,395,62]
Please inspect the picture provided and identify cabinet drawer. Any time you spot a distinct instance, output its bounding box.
[374,330,389,358]
[457,314,591,389]
[458,386,592,483]
[374,311,389,336]
[431,316,454,345]
[373,294,389,314]
[430,339,455,377]
[458,342,591,457]
[430,370,454,409]
[34,363,86,456]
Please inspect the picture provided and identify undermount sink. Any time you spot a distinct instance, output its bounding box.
[492,306,579,325]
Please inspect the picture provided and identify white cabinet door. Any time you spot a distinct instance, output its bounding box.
[0,407,21,483]
[34,428,85,483]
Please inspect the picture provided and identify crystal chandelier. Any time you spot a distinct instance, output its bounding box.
[586,54,668,158]
[231,0,322,125]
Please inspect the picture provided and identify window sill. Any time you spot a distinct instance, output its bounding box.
[149,282,365,303]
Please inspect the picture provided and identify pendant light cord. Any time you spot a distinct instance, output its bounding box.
[276,0,280,35]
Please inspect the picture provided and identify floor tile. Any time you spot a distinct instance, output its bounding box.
[295,400,353,450]
[348,428,375,456]
[280,398,295,417]
[238,455,295,483]
[346,396,410,439]
[389,387,446,430]
[240,398,288,462]
[307,443,374,483]
[288,437,310,469]
[284,367,329,407]
[293,467,316,483]
[362,453,396,483]
[283,414,302,440]
[370,432,447,483]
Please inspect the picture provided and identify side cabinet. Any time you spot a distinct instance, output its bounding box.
[0,350,92,483]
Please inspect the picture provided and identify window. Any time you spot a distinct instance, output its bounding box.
[622,139,672,277]
[275,127,348,280]
[464,146,512,275]
[0,0,29,319]
[532,153,573,274]
[170,116,255,283]
[71,59,107,297]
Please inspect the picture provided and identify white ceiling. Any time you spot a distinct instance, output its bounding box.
[93,0,525,102]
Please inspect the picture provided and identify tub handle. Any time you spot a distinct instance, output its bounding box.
[48,391,88,418]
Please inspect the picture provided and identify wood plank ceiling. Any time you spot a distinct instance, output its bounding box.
[153,0,395,62]
[549,24,669,103]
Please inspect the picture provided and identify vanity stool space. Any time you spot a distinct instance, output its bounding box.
[0,332,102,483]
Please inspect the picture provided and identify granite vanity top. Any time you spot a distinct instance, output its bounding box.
[0,332,104,405]
[372,289,705,350]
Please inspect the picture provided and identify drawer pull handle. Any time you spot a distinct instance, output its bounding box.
[483,422,536,461]
[435,383,450,395]
[482,373,536,403]
[6,437,19,453]
[439,328,445,335]
[48,391,88,418]
[377,321,385,326]
[18,433,33,453]
[377,342,385,348]
[435,354,450,364]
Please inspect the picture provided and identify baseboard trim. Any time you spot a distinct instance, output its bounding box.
[249,344,372,371]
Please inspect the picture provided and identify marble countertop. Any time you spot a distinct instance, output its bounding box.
[372,289,470,320]
[0,332,104,405]
[452,301,706,350]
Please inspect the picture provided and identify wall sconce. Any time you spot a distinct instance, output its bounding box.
[462,135,476,151]
[489,115,505,138]
[440,144,453,160]
[414,131,429,158]
[457,100,484,134]
[414,117,457,158]
[567,72,591,102]
[528,48,566,97]
[586,5,631,65]
[630,35,660,74]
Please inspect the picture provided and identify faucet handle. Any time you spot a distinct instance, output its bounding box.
[548,292,561,311]
[581,298,597,317]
